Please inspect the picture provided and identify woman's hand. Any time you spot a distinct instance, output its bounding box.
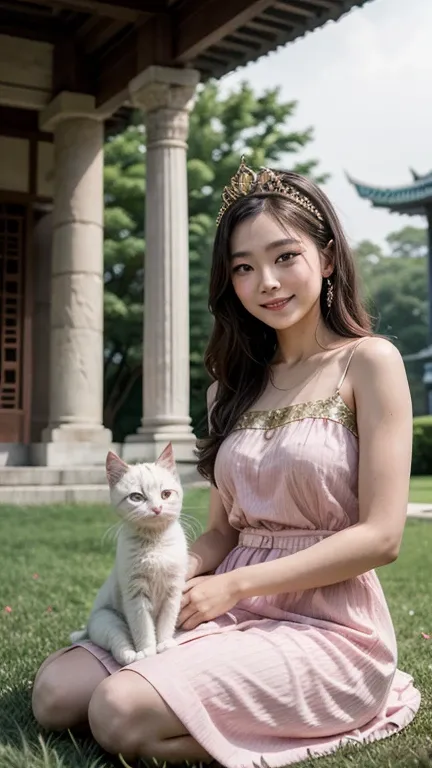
[177,572,241,631]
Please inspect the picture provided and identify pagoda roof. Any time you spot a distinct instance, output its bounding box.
[347,169,432,216]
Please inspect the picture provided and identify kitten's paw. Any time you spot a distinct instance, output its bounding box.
[157,639,177,653]
[115,648,137,666]
[135,644,157,660]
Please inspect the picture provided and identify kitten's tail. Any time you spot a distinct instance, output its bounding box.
[70,627,89,643]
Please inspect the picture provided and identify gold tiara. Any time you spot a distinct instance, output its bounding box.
[216,157,324,226]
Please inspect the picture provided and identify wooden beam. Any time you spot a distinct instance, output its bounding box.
[305,0,337,8]
[0,106,52,141]
[246,17,288,33]
[96,13,174,108]
[233,28,276,44]
[136,12,173,71]
[11,0,165,23]
[0,8,63,42]
[272,0,334,10]
[273,2,314,16]
[95,28,138,107]
[0,1,52,16]
[261,8,304,27]
[175,0,275,62]
[77,17,126,54]
[0,23,59,43]
[213,37,260,53]
[75,14,104,40]
[53,38,94,94]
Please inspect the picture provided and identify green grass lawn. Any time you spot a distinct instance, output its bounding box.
[409,476,432,505]
[0,489,431,768]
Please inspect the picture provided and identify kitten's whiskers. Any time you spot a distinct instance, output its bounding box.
[180,512,204,542]
[101,521,122,546]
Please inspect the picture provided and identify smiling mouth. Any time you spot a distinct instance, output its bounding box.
[260,297,294,310]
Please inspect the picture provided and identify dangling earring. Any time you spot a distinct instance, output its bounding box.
[326,277,334,310]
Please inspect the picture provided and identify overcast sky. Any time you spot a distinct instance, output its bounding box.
[220,0,431,249]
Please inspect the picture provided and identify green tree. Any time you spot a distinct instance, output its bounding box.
[103,128,145,434]
[103,81,327,440]
[354,225,428,413]
[386,225,427,259]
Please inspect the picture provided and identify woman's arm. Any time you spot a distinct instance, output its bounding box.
[186,382,239,580]
[234,337,412,599]
[187,486,239,578]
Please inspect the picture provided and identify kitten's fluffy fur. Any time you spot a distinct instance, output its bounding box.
[70,443,188,666]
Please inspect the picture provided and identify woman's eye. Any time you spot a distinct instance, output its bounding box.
[232,263,252,274]
[277,252,297,263]
[161,490,172,500]
[129,492,145,502]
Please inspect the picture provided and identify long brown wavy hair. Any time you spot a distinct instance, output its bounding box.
[196,170,372,484]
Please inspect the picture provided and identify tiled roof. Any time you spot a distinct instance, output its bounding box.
[347,170,432,215]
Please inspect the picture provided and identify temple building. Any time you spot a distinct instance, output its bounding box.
[348,170,432,330]
[0,0,369,499]
[348,169,432,410]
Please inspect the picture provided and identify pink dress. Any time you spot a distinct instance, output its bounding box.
[76,390,420,768]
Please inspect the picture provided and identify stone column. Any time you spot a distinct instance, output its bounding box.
[34,92,112,466]
[124,67,200,463]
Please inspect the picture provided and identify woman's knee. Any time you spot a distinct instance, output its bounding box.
[32,657,73,731]
[32,647,108,732]
[88,672,183,758]
[88,676,138,755]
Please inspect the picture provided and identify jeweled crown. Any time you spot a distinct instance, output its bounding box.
[216,156,324,227]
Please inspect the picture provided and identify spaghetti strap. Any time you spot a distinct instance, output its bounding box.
[335,338,370,394]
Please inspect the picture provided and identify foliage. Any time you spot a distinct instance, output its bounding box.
[103,81,326,440]
[412,416,432,476]
[386,226,427,260]
[103,128,145,434]
[354,226,428,414]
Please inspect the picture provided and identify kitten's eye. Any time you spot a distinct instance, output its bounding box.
[129,492,145,503]
[161,490,172,500]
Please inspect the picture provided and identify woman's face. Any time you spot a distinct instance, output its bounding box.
[229,211,331,331]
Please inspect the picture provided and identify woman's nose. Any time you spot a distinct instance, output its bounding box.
[259,269,281,292]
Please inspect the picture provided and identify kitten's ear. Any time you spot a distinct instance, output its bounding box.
[155,442,179,480]
[106,451,128,488]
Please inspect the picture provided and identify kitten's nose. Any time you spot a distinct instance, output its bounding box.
[152,506,162,515]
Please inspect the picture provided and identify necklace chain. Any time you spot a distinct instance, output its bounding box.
[269,362,323,393]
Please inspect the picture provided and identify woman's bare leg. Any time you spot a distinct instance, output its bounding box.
[32,647,109,732]
[88,671,212,763]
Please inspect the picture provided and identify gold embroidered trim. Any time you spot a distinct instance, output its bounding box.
[233,393,358,437]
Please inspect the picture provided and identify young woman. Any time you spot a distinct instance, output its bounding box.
[32,160,420,767]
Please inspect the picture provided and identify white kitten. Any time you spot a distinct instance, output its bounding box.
[70,443,188,666]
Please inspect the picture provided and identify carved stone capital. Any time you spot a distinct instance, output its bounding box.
[132,81,197,114]
[129,66,200,114]
[145,107,190,147]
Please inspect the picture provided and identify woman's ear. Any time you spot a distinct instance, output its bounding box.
[321,239,334,279]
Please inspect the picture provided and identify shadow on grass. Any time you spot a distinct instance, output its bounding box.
[0,685,202,768]
[0,684,113,767]
[0,685,35,746]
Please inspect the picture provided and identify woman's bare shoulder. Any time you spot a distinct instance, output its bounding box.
[351,337,410,409]
[207,380,219,410]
